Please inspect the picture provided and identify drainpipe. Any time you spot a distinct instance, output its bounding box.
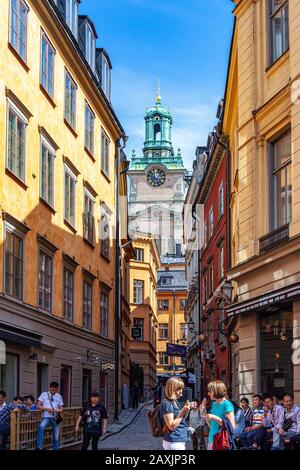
[192,208,202,398]
[114,136,128,422]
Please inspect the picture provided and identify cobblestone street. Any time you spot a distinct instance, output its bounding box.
[99,404,193,451]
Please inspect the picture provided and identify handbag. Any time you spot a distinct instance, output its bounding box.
[282,417,294,433]
[48,393,63,425]
[212,421,230,450]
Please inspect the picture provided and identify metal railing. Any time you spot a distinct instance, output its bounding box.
[259,224,289,253]
[10,408,83,450]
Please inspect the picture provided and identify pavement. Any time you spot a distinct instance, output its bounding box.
[99,402,193,450]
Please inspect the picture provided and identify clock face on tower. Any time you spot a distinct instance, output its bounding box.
[147,168,166,187]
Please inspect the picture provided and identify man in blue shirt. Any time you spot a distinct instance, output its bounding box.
[0,395,26,450]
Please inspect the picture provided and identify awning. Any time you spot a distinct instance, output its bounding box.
[0,322,43,348]
[227,283,300,318]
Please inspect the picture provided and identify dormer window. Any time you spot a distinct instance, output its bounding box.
[65,0,78,38]
[85,22,96,71]
[102,55,111,99]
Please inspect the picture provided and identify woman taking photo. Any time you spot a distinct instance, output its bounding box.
[201,380,235,450]
[161,377,190,450]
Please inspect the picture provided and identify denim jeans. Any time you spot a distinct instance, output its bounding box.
[240,428,266,448]
[36,417,60,450]
[272,430,297,450]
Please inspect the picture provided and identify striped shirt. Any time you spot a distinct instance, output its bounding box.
[252,406,265,427]
[243,407,253,427]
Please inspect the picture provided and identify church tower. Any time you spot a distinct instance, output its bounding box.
[128,86,187,257]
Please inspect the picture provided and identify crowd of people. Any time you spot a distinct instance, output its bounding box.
[158,378,300,451]
[0,381,108,451]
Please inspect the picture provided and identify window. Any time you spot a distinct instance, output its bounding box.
[7,103,27,181]
[135,248,144,262]
[63,267,73,322]
[65,0,78,38]
[5,230,23,300]
[41,33,55,98]
[161,276,172,286]
[270,130,292,229]
[158,352,169,366]
[83,189,94,244]
[101,129,110,177]
[0,353,19,402]
[203,271,208,304]
[60,366,72,407]
[100,206,110,259]
[132,318,144,341]
[85,22,96,71]
[64,166,76,228]
[180,299,187,310]
[85,103,95,155]
[209,208,214,238]
[64,70,76,129]
[82,369,92,405]
[99,372,108,408]
[83,280,93,330]
[269,0,289,64]
[39,250,53,312]
[159,324,168,340]
[203,221,208,247]
[9,0,28,61]
[100,288,109,337]
[133,280,144,304]
[180,323,187,340]
[40,137,55,207]
[101,55,111,99]
[158,300,169,310]
[219,243,224,281]
[209,262,214,296]
[218,182,224,219]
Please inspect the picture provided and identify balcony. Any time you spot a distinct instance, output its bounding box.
[259,224,289,254]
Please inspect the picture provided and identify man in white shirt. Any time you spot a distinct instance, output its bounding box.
[36,382,64,450]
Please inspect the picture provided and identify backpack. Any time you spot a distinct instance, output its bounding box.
[148,404,168,438]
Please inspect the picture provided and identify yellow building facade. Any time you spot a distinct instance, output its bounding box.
[0,0,127,416]
[129,237,160,392]
[156,261,187,378]
[223,0,300,402]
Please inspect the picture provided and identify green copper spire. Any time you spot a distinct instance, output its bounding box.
[130,83,184,170]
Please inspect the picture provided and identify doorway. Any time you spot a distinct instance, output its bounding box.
[60,366,72,406]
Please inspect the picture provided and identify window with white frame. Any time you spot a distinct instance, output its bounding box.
[63,267,74,322]
[161,276,172,286]
[7,101,27,182]
[65,0,78,38]
[85,22,96,71]
[180,299,187,310]
[101,55,111,99]
[270,130,292,230]
[158,324,169,340]
[209,261,214,296]
[83,189,94,244]
[9,0,28,61]
[85,102,95,155]
[100,205,110,259]
[204,221,208,247]
[39,249,53,313]
[83,279,93,330]
[132,318,144,341]
[269,0,289,64]
[4,226,23,300]
[64,70,76,129]
[158,352,169,366]
[40,136,55,208]
[218,242,224,281]
[218,182,224,219]
[100,287,109,337]
[180,323,187,340]
[209,207,214,239]
[158,299,169,310]
[133,280,144,304]
[41,33,55,98]
[64,165,76,228]
[203,270,208,304]
[134,248,144,262]
[101,128,110,177]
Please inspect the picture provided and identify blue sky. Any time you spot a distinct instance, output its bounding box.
[82,0,234,169]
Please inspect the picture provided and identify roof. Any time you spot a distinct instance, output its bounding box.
[157,270,187,290]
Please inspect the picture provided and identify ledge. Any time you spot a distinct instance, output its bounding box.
[8,42,30,73]
[64,118,78,138]
[40,84,56,108]
[5,168,28,190]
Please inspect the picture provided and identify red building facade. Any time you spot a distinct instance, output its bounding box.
[195,131,229,393]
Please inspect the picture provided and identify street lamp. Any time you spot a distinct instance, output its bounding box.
[221,281,234,303]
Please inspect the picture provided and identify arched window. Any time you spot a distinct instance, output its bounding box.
[154,123,161,141]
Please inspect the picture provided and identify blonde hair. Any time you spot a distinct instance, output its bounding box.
[207,380,227,399]
[165,377,184,400]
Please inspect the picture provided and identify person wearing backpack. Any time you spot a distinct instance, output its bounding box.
[160,377,190,450]
[201,380,235,450]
